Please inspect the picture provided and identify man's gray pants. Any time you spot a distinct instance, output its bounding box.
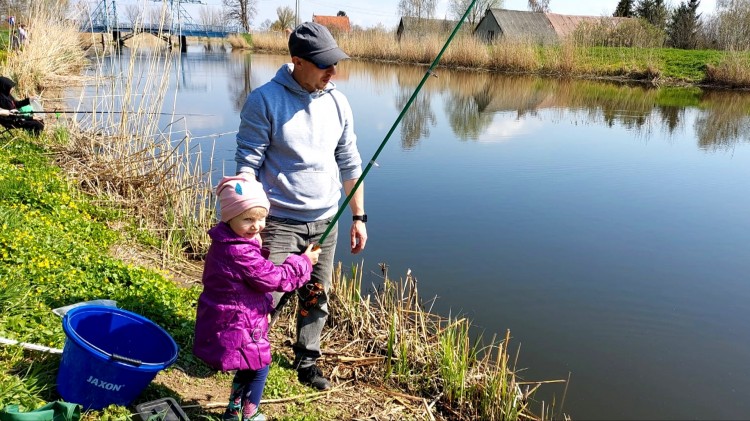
[263,216,337,370]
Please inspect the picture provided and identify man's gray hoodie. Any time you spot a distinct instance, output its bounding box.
[235,63,362,222]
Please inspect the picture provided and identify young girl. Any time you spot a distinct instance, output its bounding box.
[193,175,321,421]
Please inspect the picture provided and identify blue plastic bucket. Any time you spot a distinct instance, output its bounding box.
[56,305,179,410]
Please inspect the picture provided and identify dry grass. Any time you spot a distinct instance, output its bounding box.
[227,33,252,49]
[6,5,216,263]
[252,31,572,76]
[705,51,750,88]
[54,46,214,261]
[266,264,567,420]
[0,6,88,95]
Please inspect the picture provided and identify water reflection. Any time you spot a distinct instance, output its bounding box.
[225,51,253,112]
[93,51,750,153]
[343,60,750,149]
[77,51,750,419]
[396,83,436,149]
[695,90,750,149]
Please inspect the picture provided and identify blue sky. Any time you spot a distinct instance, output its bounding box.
[248,0,719,29]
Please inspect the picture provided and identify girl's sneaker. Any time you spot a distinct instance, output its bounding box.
[244,412,266,421]
[222,409,240,420]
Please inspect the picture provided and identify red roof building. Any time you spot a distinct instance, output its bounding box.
[312,15,351,33]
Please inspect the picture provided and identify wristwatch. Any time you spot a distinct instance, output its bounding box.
[353,214,367,223]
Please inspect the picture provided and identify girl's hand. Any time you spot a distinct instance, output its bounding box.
[303,244,322,265]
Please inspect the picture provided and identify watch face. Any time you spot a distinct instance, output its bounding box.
[354,214,367,223]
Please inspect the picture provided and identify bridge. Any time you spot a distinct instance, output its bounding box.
[81,0,243,51]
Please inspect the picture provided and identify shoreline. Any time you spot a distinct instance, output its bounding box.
[247,30,750,90]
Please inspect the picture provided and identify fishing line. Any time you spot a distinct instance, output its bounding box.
[23,110,213,116]
[315,0,478,247]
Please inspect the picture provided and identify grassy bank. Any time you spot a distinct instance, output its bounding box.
[0,132,561,419]
[251,30,750,88]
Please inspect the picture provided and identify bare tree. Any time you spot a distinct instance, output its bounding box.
[223,0,257,32]
[124,4,143,28]
[258,18,273,31]
[527,0,550,12]
[1,0,69,19]
[199,5,224,27]
[709,0,750,49]
[271,6,295,31]
[398,0,438,19]
[149,5,172,29]
[149,4,175,29]
[448,0,503,25]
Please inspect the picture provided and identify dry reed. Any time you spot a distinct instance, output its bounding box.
[0,5,88,95]
[271,264,566,420]
[705,51,750,88]
[10,5,215,263]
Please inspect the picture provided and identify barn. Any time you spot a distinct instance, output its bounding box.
[473,9,557,44]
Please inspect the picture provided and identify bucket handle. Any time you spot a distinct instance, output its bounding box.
[110,353,143,366]
[67,325,157,368]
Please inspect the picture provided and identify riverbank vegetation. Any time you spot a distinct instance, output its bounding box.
[249,0,750,89]
[251,29,750,88]
[0,6,565,421]
[0,133,562,419]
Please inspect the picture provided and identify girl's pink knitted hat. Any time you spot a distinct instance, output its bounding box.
[216,175,270,222]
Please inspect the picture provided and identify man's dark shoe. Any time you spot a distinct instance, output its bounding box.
[297,364,331,390]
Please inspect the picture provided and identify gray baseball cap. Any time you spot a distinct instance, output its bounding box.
[288,22,349,67]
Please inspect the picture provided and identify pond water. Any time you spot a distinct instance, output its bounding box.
[89,47,750,420]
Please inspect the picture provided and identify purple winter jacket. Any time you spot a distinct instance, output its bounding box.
[193,222,312,372]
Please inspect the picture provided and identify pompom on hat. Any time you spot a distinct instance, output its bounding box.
[216,175,270,222]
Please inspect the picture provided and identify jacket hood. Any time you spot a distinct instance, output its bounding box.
[271,63,336,99]
[0,77,15,96]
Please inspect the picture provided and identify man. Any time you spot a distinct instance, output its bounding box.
[234,22,367,391]
[0,76,44,135]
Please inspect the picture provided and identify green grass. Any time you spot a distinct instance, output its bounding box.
[573,46,728,81]
[0,132,334,420]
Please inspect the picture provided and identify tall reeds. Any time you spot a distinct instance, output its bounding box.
[11,3,215,264]
[705,50,750,87]
[298,264,566,420]
[253,26,741,85]
[0,5,88,94]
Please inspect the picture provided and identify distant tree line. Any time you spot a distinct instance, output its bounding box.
[612,0,750,50]
[17,0,750,52]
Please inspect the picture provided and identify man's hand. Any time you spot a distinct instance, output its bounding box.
[350,220,367,254]
[0,109,10,117]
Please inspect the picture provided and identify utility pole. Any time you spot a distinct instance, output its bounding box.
[295,0,299,27]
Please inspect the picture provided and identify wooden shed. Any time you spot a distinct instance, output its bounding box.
[312,15,351,33]
[474,9,557,44]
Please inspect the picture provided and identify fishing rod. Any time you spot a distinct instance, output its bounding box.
[316,0,478,246]
[20,110,214,116]
[272,0,478,319]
